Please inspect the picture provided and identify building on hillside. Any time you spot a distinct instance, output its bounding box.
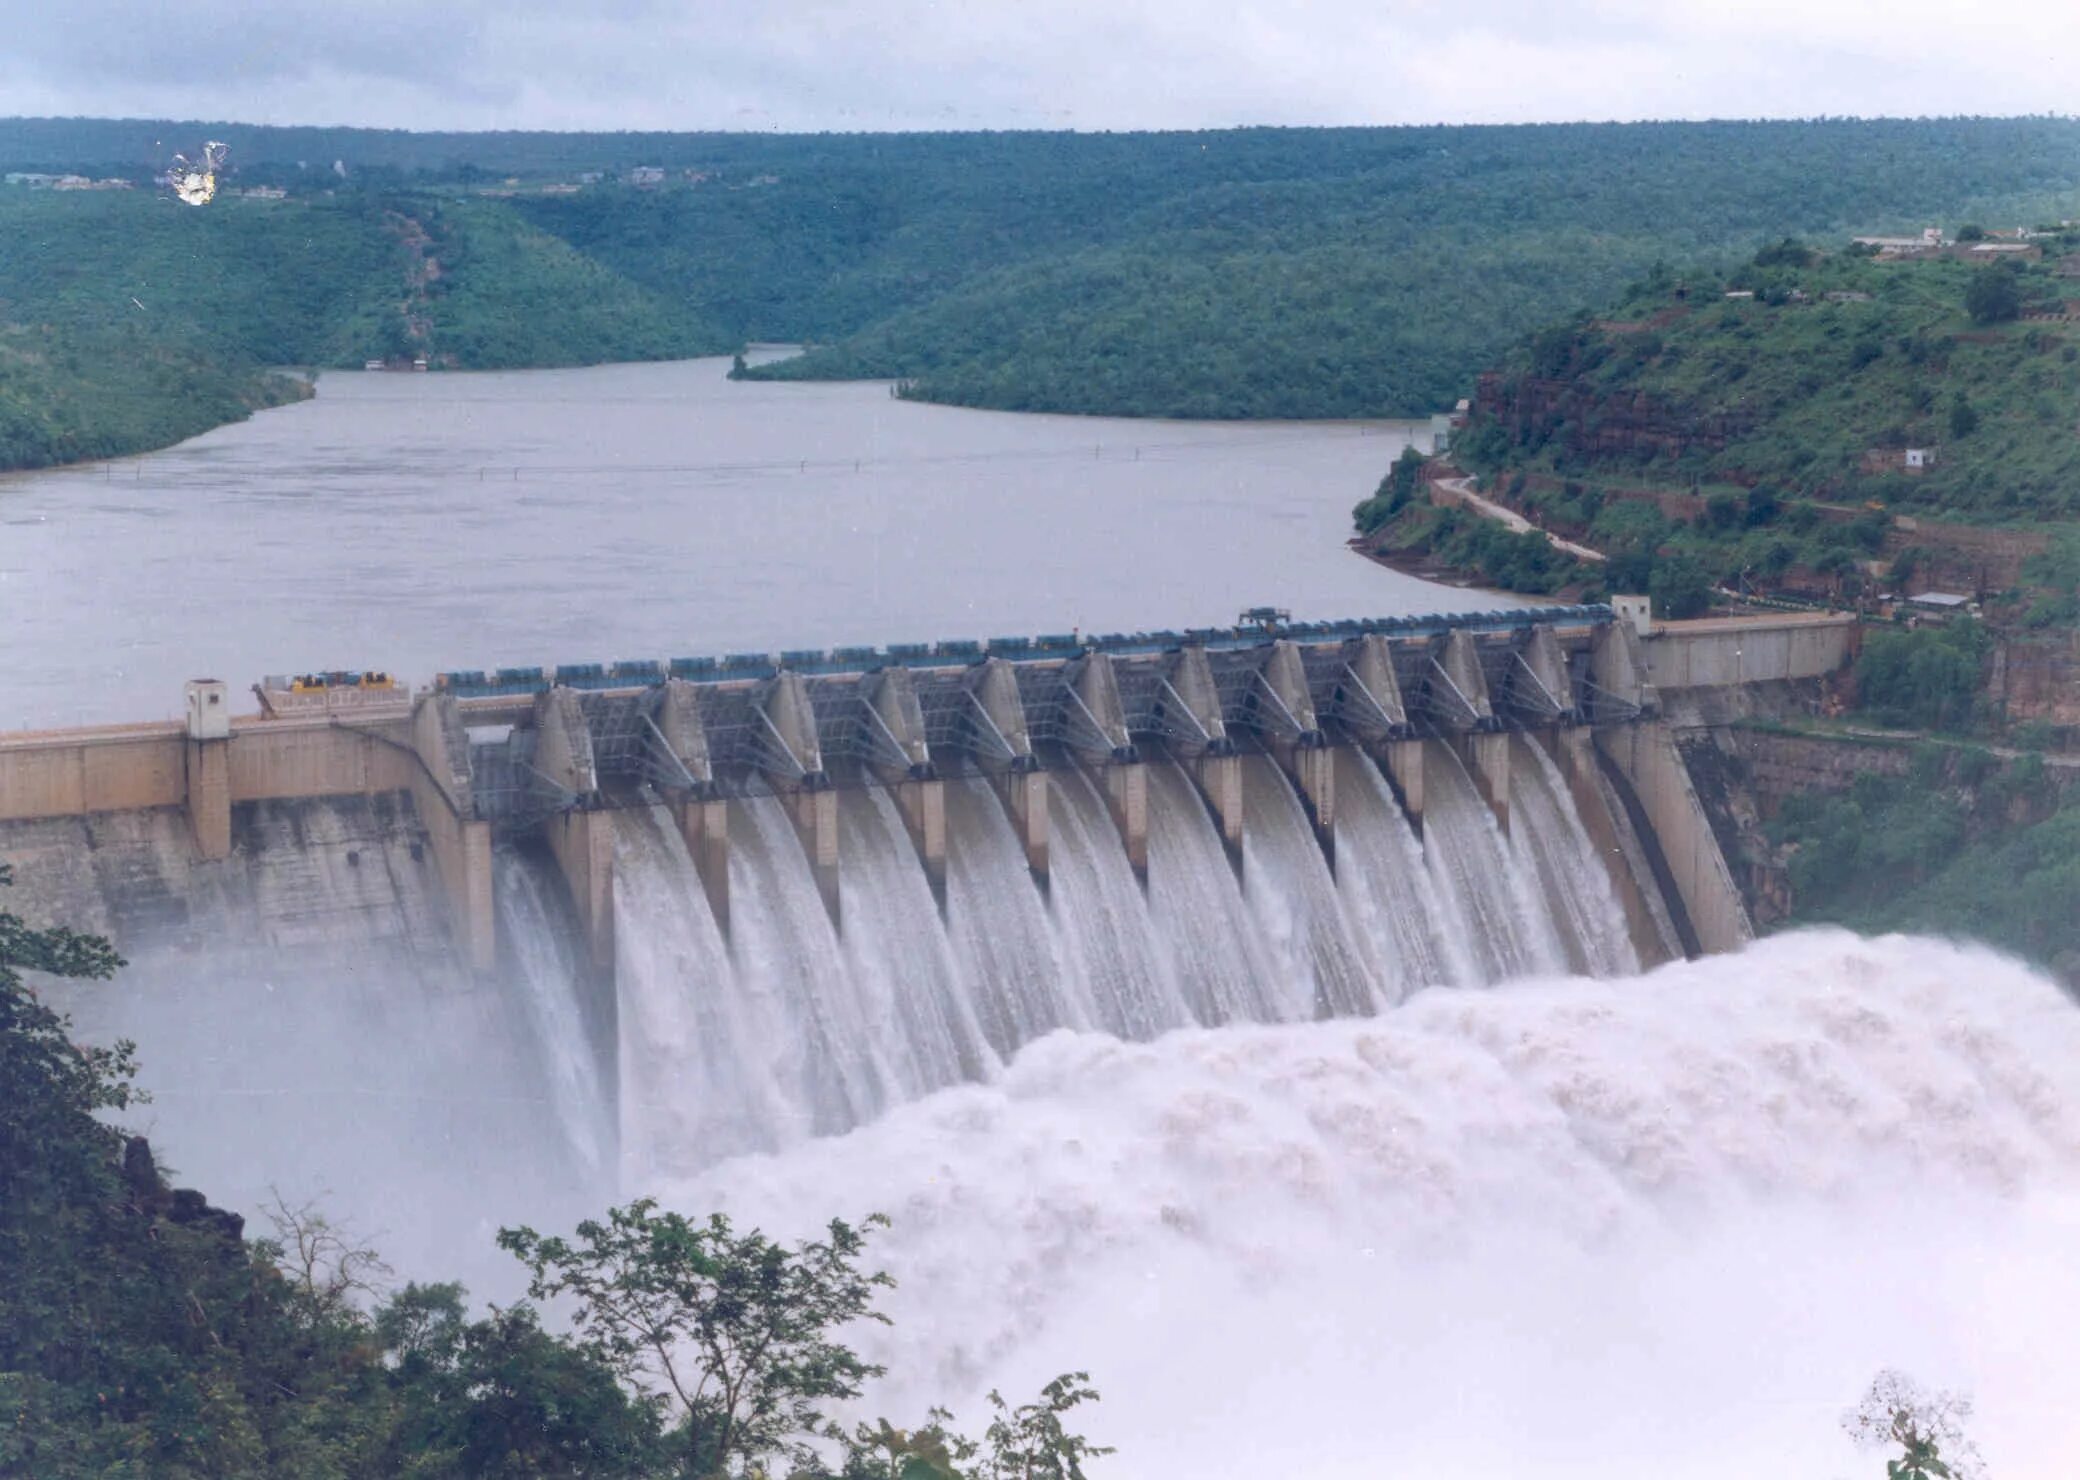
[627,165,665,186]
[1905,591,1973,619]
[1853,226,1944,257]
[1862,446,1938,475]
[4,172,56,186]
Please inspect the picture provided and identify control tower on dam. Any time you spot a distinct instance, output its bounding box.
[0,604,1855,986]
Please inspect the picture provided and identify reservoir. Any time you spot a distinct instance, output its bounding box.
[0,357,1450,727]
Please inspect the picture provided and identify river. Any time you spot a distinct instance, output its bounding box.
[0,357,1456,728]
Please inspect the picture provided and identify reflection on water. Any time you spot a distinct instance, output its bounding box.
[0,357,1471,726]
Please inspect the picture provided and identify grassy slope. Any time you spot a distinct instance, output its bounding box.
[1486,250,2080,515]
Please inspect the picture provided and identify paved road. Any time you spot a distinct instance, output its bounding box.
[1433,477,1608,563]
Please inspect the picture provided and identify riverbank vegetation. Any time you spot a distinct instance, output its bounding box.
[0,862,1106,1478]
[12,116,2080,466]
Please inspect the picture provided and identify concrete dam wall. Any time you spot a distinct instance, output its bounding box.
[1,605,1854,1197]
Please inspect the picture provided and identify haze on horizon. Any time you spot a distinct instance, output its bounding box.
[1,0,2074,135]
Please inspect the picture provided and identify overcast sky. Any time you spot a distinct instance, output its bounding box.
[0,0,2074,132]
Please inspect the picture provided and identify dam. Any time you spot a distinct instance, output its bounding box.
[0,602,1855,1179]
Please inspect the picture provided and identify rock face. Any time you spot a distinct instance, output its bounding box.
[1475,371,1757,462]
[1883,518,2048,595]
[1990,633,2080,728]
[122,1135,247,1244]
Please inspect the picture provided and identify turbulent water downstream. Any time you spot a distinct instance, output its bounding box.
[677,933,2080,1478]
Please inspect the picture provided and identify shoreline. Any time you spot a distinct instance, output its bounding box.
[1346,535,1521,601]
[0,367,314,482]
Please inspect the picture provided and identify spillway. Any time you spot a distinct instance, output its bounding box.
[1334,749,1474,992]
[610,804,783,1177]
[1045,764,1193,1040]
[1239,755,1380,1019]
[18,724,1703,1292]
[513,740,1673,1168]
[944,773,1088,1053]
[834,785,995,1099]
[1418,741,1570,983]
[1507,736,1641,977]
[1145,760,1285,1025]
[494,846,613,1175]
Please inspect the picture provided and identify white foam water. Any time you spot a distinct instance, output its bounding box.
[666,932,2080,1479]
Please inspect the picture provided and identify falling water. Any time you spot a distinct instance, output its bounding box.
[1044,764,1192,1040]
[1418,740,1570,983]
[1332,749,1475,991]
[944,773,1090,1055]
[727,793,893,1137]
[547,742,1666,1180]
[1144,760,1285,1025]
[493,846,613,1175]
[834,785,996,1096]
[611,804,788,1178]
[1507,737,1642,977]
[1238,755,1379,1019]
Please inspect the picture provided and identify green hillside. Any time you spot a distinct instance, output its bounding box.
[1458,242,2080,514]
[1356,234,2080,613]
[12,116,2080,466]
[0,190,726,471]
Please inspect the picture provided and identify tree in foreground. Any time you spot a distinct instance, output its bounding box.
[1842,1369,1986,1480]
[500,1199,1113,1480]
[500,1200,896,1475]
[843,1375,1113,1480]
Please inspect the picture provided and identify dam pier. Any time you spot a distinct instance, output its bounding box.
[0,604,1853,988]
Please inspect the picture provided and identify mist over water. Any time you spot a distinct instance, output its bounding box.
[669,933,2080,1479]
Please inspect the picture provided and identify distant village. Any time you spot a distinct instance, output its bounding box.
[3,163,774,199]
[1847,222,2071,262]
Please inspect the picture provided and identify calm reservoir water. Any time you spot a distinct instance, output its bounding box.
[0,358,1468,727]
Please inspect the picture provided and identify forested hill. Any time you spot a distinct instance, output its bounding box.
[8,116,2080,467]
[1458,239,2080,515]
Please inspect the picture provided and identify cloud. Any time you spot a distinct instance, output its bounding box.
[0,0,2074,131]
